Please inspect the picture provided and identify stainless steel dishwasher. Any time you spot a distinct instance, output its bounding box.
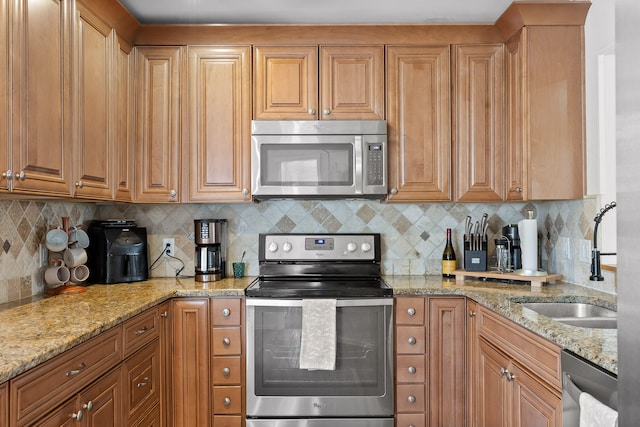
[562,350,618,427]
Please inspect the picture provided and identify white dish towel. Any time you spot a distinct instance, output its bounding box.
[299,299,337,370]
[579,391,618,427]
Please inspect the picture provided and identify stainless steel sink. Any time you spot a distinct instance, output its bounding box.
[519,302,617,329]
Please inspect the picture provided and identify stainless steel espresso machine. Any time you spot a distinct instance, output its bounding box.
[194,219,227,282]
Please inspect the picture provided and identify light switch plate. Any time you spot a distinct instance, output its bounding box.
[579,240,591,263]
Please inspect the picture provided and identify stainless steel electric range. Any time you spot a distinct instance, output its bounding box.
[245,233,394,427]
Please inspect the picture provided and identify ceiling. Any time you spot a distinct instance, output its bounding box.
[116,0,515,25]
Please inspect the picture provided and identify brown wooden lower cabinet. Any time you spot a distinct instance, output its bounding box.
[124,339,161,425]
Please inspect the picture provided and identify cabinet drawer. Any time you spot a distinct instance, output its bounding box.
[397,413,426,427]
[124,340,160,424]
[396,297,425,325]
[123,306,160,357]
[396,384,425,413]
[213,415,243,427]
[212,327,242,355]
[132,402,160,427]
[396,354,425,383]
[477,306,561,389]
[10,326,122,426]
[213,356,242,385]
[396,326,426,354]
[212,386,242,414]
[212,298,242,326]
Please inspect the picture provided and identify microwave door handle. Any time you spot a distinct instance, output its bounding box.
[354,135,363,193]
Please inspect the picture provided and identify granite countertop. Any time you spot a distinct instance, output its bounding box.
[0,275,617,384]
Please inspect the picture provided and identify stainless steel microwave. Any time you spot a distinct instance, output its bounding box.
[251,120,387,200]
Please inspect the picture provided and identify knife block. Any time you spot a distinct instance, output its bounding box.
[464,239,487,272]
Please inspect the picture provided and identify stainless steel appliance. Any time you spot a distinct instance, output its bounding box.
[562,350,618,427]
[251,120,387,199]
[245,233,394,427]
[193,219,227,282]
[85,220,148,284]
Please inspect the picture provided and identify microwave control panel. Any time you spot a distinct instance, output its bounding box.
[367,143,384,186]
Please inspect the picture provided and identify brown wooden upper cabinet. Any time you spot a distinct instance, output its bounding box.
[253,45,384,120]
[3,0,74,196]
[134,46,182,202]
[453,44,505,202]
[184,46,252,202]
[504,26,586,201]
[386,45,451,202]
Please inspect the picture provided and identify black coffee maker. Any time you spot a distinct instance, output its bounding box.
[501,224,522,271]
[194,219,227,282]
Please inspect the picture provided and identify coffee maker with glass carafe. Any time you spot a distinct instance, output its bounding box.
[194,219,227,282]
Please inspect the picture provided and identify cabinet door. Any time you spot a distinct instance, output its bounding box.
[124,340,160,425]
[113,34,134,202]
[466,300,479,427]
[509,362,562,427]
[319,45,384,120]
[186,46,251,202]
[476,338,509,427]
[135,46,181,202]
[253,45,318,120]
[10,0,73,196]
[505,31,526,201]
[172,298,210,427]
[79,367,122,427]
[453,44,504,202]
[386,45,451,202]
[428,297,466,427]
[74,4,113,200]
[158,301,171,427]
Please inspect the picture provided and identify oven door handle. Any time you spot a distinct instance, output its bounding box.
[245,298,393,307]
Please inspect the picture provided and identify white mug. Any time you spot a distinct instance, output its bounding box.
[45,227,68,252]
[69,227,90,249]
[44,265,71,285]
[70,265,90,283]
[63,247,88,268]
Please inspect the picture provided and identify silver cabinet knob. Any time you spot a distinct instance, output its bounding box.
[242,188,249,195]
[500,367,507,376]
[223,397,231,406]
[223,337,231,346]
[169,189,177,198]
[308,108,316,115]
[407,308,416,316]
[408,337,416,345]
[71,411,83,421]
[75,181,84,188]
[515,187,523,193]
[222,308,231,317]
[469,310,476,317]
[2,170,13,180]
[82,401,93,411]
[407,395,416,404]
[223,367,231,376]
[408,366,416,374]
[390,187,398,195]
[161,311,168,318]
[506,372,517,381]
[322,108,330,115]
[16,171,25,181]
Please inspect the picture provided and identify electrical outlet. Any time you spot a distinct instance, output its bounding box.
[579,239,591,263]
[162,238,175,258]
[558,237,571,260]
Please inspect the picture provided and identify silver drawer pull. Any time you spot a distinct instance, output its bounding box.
[223,367,231,376]
[407,308,416,316]
[66,362,87,377]
[223,397,231,406]
[135,326,148,335]
[407,395,416,404]
[408,337,416,345]
[223,337,231,346]
[222,308,231,317]
[71,410,83,421]
[137,377,150,388]
[160,311,168,318]
[82,401,94,411]
[408,366,416,374]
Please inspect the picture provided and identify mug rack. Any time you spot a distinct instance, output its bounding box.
[46,216,88,295]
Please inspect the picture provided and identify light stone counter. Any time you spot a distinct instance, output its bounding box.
[387,276,617,375]
[0,275,617,384]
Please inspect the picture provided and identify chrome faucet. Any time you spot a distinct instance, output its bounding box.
[590,201,617,281]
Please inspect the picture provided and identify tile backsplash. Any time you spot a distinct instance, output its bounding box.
[0,196,616,305]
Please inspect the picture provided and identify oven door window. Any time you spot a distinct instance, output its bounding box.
[260,140,354,187]
[252,304,388,396]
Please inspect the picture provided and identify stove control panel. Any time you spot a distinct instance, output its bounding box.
[262,234,378,261]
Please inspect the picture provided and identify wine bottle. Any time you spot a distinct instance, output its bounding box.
[442,228,456,278]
